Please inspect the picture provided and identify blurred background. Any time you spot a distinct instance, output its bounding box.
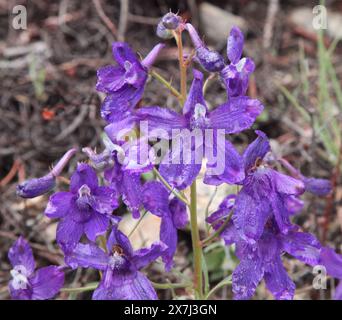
[0,0,341,299]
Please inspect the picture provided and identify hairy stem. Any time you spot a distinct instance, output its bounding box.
[174,30,187,105]
[150,70,181,99]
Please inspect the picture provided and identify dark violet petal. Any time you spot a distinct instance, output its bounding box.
[204,139,245,186]
[264,256,295,300]
[104,116,136,142]
[208,97,263,134]
[220,221,239,245]
[96,65,125,93]
[280,231,321,266]
[131,241,167,270]
[334,282,342,300]
[93,186,118,214]
[70,163,98,193]
[160,214,177,271]
[56,217,84,251]
[9,282,32,300]
[303,177,332,196]
[169,198,188,229]
[30,266,64,300]
[84,213,110,242]
[65,243,108,270]
[232,257,264,300]
[112,42,141,67]
[142,181,169,218]
[107,227,133,257]
[8,237,35,275]
[227,26,244,64]
[196,46,225,72]
[272,170,305,196]
[183,69,207,118]
[236,57,255,74]
[242,130,270,172]
[136,106,187,138]
[122,172,143,219]
[233,190,271,242]
[16,174,55,199]
[93,271,157,300]
[44,191,73,219]
[319,247,342,279]
[285,195,304,215]
[270,193,292,235]
[206,194,235,224]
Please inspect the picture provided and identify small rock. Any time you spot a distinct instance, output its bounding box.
[199,2,247,44]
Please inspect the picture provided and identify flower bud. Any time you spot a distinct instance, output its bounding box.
[161,12,181,30]
[16,148,77,198]
[156,21,173,39]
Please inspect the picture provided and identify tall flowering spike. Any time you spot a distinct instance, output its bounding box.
[65,227,167,300]
[97,42,164,123]
[16,148,77,198]
[8,237,64,300]
[45,163,118,250]
[142,181,188,270]
[220,26,255,97]
[186,23,225,72]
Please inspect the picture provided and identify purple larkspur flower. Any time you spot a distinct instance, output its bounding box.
[136,69,263,189]
[229,130,305,242]
[103,138,154,219]
[142,181,188,271]
[96,42,165,127]
[186,23,225,72]
[65,227,167,300]
[220,26,255,97]
[208,204,321,300]
[16,148,77,198]
[8,237,64,300]
[45,163,118,250]
[319,247,342,300]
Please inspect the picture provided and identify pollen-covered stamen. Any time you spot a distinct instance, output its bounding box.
[76,184,93,211]
[190,103,208,129]
[10,265,29,290]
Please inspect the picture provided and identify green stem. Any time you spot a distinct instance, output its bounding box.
[153,167,189,206]
[150,70,181,99]
[189,180,203,299]
[61,283,98,293]
[201,211,233,247]
[151,281,191,290]
[205,276,232,300]
[128,209,148,238]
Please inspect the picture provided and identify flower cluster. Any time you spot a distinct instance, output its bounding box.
[10,12,341,300]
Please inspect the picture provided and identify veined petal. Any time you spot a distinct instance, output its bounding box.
[45,191,73,219]
[93,186,118,214]
[122,172,143,219]
[8,237,35,275]
[131,241,167,270]
[84,213,110,242]
[272,170,305,196]
[112,42,141,67]
[227,26,244,64]
[264,256,295,300]
[319,247,342,279]
[169,198,188,229]
[56,217,84,250]
[65,243,108,270]
[160,214,177,271]
[96,65,125,93]
[30,266,64,300]
[70,163,98,193]
[208,97,263,134]
[270,193,292,235]
[142,181,169,218]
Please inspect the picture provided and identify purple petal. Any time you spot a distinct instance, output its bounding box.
[206,194,235,224]
[136,106,187,138]
[280,230,321,266]
[285,195,304,215]
[107,227,133,257]
[236,57,255,74]
[56,217,84,250]
[93,270,157,300]
[334,281,342,300]
[65,243,108,270]
[9,283,32,300]
[131,241,167,270]
[96,65,125,93]
[233,190,271,242]
[70,163,98,193]
[303,177,332,196]
[227,26,244,64]
[84,213,110,242]
[122,172,143,219]
[44,191,73,219]
[272,170,305,196]
[270,193,292,235]
[232,258,264,300]
[204,139,245,185]
[8,237,35,275]
[93,186,118,214]
[183,69,207,118]
[208,97,263,134]
[160,214,178,271]
[142,181,169,218]
[264,256,295,300]
[169,198,188,229]
[319,247,342,279]
[243,130,270,172]
[30,266,64,300]
[112,42,141,67]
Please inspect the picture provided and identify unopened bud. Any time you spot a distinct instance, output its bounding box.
[161,12,181,30]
